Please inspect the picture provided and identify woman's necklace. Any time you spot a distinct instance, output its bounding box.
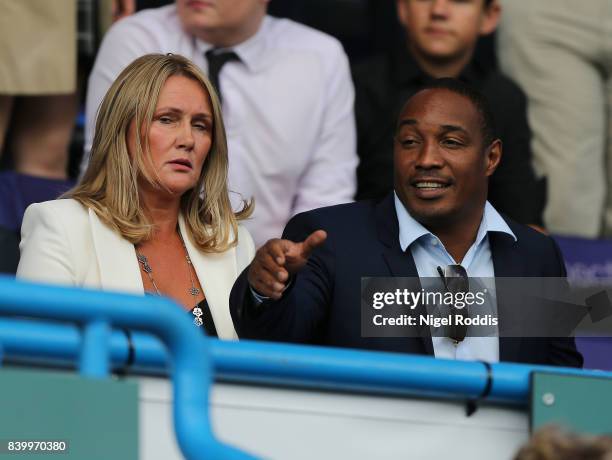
[135,230,204,327]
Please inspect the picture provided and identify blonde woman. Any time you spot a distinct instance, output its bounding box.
[17,54,254,339]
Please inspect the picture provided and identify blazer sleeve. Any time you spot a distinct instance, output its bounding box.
[17,203,77,286]
[230,211,334,343]
[546,236,584,368]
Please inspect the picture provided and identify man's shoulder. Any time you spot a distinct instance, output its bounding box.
[282,200,381,244]
[265,16,346,57]
[352,54,392,91]
[501,216,561,255]
[479,69,526,103]
[352,54,390,79]
[102,4,182,47]
[287,200,378,233]
[298,199,376,219]
[117,3,178,28]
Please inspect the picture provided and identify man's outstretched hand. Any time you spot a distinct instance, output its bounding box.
[247,230,327,300]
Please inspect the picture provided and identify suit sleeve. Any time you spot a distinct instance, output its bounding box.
[546,237,584,368]
[17,203,77,287]
[230,212,334,343]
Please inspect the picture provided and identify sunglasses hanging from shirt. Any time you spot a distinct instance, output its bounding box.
[437,264,469,344]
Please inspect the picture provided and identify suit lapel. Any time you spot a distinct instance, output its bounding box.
[376,195,419,276]
[490,231,524,363]
[88,208,143,294]
[179,216,238,340]
[375,195,434,355]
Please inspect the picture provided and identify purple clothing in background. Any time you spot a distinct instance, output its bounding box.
[0,171,74,232]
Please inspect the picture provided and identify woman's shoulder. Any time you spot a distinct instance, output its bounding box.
[23,199,89,228]
[235,224,254,247]
[234,224,255,268]
[26,198,87,214]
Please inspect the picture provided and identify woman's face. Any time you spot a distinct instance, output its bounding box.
[129,75,213,198]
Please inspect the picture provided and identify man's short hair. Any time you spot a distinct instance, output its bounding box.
[418,77,497,148]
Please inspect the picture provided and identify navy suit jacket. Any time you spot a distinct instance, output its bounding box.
[230,194,583,367]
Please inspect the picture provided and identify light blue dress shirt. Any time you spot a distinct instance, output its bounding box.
[394,193,516,362]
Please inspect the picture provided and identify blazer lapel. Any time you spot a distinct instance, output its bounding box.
[490,231,524,363]
[375,195,434,355]
[88,208,143,294]
[179,216,238,340]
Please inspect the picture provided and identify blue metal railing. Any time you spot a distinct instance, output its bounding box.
[2,278,612,406]
[2,316,610,403]
[0,276,254,460]
[2,276,612,457]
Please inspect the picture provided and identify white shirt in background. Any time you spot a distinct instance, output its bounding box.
[83,4,358,246]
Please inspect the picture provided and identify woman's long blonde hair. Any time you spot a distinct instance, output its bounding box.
[66,53,252,252]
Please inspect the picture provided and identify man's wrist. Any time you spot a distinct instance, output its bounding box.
[249,286,269,306]
[249,278,293,306]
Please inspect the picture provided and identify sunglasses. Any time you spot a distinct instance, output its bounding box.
[436,264,469,344]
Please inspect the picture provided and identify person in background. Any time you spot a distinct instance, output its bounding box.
[353,0,545,228]
[18,54,254,338]
[82,0,358,247]
[230,79,582,367]
[0,0,78,231]
[498,0,612,238]
[514,426,612,460]
[0,0,136,267]
[105,0,136,28]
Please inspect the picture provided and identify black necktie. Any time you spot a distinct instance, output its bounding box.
[205,49,240,104]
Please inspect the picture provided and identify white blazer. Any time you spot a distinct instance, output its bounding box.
[17,199,255,339]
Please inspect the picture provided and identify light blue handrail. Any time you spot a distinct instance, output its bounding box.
[2,277,611,406]
[0,276,254,460]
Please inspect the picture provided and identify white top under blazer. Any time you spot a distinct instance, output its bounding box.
[17,199,255,339]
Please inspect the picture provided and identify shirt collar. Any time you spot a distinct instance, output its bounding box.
[194,15,270,73]
[393,192,516,252]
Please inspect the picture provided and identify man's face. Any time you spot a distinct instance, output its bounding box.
[176,0,268,45]
[393,88,501,228]
[396,0,500,62]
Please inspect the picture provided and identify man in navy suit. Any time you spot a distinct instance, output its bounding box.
[230,78,582,367]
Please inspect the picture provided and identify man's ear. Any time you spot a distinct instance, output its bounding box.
[396,0,409,28]
[485,139,502,177]
[479,1,501,36]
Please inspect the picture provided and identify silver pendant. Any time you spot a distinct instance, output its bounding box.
[137,254,153,273]
[189,287,201,296]
[192,307,203,328]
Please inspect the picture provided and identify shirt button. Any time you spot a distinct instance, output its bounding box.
[431,239,438,246]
